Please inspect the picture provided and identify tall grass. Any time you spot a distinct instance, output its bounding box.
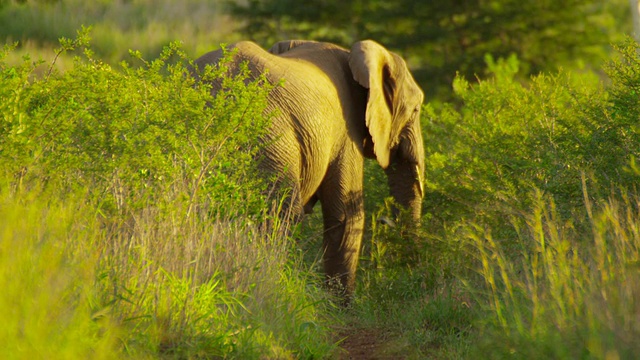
[467,187,640,358]
[0,186,336,358]
[95,197,336,358]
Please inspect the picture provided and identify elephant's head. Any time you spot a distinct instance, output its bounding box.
[349,41,425,222]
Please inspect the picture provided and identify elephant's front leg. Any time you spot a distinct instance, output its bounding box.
[318,152,365,301]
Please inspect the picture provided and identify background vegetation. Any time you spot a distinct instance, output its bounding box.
[230,0,629,98]
[1,0,639,358]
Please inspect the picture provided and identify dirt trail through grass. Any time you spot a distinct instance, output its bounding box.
[338,327,406,360]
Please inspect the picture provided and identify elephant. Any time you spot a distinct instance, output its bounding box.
[193,39,425,300]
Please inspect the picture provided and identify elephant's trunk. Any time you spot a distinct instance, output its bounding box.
[386,118,424,224]
[386,161,423,223]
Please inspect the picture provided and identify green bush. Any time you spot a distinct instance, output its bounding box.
[598,38,640,182]
[1,28,272,217]
[424,42,640,236]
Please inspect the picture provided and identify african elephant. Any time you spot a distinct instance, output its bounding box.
[194,40,425,300]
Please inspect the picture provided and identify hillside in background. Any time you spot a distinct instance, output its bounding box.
[0,0,631,97]
[0,0,237,67]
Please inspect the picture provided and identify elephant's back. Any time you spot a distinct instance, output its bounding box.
[262,82,339,205]
[262,44,366,206]
[193,41,273,79]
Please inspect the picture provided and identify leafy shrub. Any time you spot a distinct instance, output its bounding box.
[0,28,272,218]
[424,43,640,237]
[598,38,640,182]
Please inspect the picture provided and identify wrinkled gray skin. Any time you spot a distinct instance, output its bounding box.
[194,40,425,300]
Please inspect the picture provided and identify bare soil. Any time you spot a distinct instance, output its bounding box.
[337,327,408,360]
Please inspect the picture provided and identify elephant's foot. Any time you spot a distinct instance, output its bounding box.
[325,273,354,307]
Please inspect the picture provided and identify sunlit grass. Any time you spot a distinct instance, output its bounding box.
[96,199,337,358]
[0,185,337,358]
[0,189,120,359]
[468,189,640,358]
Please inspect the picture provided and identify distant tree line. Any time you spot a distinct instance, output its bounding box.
[228,0,629,97]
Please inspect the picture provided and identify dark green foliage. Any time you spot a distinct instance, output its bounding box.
[228,0,627,98]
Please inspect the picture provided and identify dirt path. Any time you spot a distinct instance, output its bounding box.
[337,327,407,360]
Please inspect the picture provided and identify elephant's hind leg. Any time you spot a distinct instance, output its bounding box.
[318,151,365,301]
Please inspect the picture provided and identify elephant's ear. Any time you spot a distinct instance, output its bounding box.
[349,40,396,169]
[268,40,318,55]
